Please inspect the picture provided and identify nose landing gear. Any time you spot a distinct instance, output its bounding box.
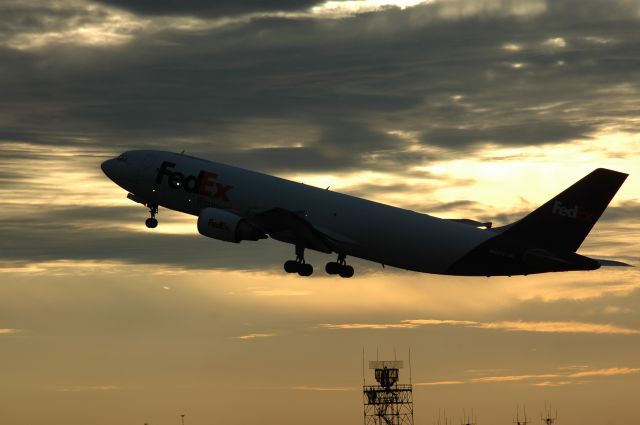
[325,253,354,278]
[145,203,159,228]
[284,245,314,276]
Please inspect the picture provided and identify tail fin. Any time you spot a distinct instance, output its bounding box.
[498,168,628,252]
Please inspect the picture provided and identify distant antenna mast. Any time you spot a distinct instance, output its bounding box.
[460,408,477,425]
[363,348,366,386]
[514,405,529,425]
[408,347,412,386]
[541,402,557,425]
[435,408,450,425]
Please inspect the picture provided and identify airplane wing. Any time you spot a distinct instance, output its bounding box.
[245,208,343,253]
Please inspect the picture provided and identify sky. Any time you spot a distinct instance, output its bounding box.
[0,0,639,424]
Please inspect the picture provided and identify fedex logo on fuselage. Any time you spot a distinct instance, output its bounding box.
[552,200,593,223]
[156,161,233,202]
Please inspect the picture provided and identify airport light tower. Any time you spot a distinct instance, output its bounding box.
[363,360,414,425]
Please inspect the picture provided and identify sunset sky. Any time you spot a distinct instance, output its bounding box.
[1,1,639,424]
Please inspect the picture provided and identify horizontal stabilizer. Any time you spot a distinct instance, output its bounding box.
[594,258,634,267]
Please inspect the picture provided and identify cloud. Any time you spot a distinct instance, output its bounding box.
[421,121,595,149]
[0,328,20,335]
[421,366,640,388]
[472,320,640,335]
[92,0,323,18]
[2,0,639,174]
[472,374,560,383]
[235,333,277,340]
[0,0,146,50]
[318,322,417,330]
[567,367,640,378]
[319,319,640,335]
[403,319,479,326]
[531,381,573,387]
[475,367,640,386]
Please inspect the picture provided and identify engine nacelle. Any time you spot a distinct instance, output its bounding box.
[197,208,267,243]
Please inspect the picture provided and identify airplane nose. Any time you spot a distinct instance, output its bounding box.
[101,158,116,180]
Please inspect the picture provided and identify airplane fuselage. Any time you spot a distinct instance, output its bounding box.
[101,150,628,277]
[118,151,492,273]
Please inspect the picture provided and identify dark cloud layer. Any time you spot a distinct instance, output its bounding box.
[422,121,595,148]
[0,206,290,271]
[93,0,322,17]
[1,0,639,175]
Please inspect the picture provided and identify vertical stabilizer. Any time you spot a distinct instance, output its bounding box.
[498,168,627,252]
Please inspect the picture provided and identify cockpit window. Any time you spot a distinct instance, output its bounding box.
[117,153,128,162]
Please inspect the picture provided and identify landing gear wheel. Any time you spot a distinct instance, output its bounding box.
[325,262,341,275]
[339,265,354,278]
[298,263,313,276]
[284,260,299,273]
[283,245,313,277]
[145,203,159,229]
[326,253,354,278]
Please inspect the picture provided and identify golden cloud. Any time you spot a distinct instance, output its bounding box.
[318,323,418,330]
[531,381,573,387]
[235,333,277,340]
[320,319,640,335]
[471,374,560,383]
[568,367,640,378]
[473,320,640,335]
[418,366,640,388]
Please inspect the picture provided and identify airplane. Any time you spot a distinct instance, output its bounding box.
[101,150,631,278]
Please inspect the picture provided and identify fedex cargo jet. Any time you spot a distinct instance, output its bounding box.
[101,150,630,278]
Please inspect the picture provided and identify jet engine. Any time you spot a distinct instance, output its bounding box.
[197,208,267,243]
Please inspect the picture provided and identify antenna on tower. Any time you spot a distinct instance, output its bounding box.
[435,408,449,425]
[363,348,366,386]
[514,405,529,425]
[408,347,413,385]
[363,353,414,425]
[461,408,477,425]
[541,402,557,425]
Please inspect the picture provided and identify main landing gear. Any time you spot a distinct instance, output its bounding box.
[145,203,159,229]
[284,245,313,276]
[284,249,355,278]
[325,253,354,278]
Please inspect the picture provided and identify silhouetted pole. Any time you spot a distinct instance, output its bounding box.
[180,414,185,425]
